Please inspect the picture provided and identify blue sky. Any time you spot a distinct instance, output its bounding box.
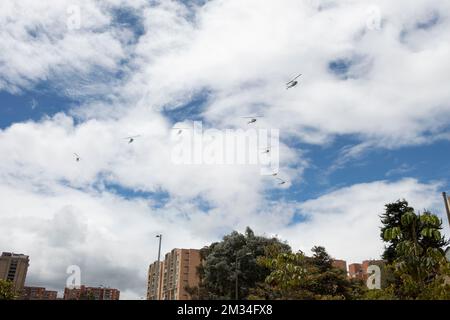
[2,85,449,207]
[0,89,77,128]
[1,0,450,299]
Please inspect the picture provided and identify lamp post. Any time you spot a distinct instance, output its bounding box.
[235,252,252,300]
[442,192,450,229]
[156,234,162,300]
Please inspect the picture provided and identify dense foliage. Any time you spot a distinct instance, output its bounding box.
[187,200,450,300]
[380,203,450,299]
[187,227,291,299]
[0,280,17,300]
[250,246,364,300]
[380,200,447,263]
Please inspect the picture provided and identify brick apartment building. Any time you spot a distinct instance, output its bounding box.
[147,248,201,300]
[64,285,120,300]
[332,258,389,289]
[21,286,58,300]
[349,260,386,282]
[332,259,347,273]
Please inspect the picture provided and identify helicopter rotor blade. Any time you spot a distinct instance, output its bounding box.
[287,73,302,84]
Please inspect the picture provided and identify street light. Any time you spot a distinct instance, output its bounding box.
[235,252,252,300]
[155,234,162,300]
[442,192,450,229]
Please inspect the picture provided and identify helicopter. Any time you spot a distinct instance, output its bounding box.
[172,126,191,135]
[260,146,271,154]
[242,116,263,125]
[276,177,287,185]
[286,73,302,89]
[124,135,141,144]
[74,153,81,162]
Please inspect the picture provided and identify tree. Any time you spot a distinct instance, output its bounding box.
[308,246,364,299]
[380,200,447,263]
[252,247,364,300]
[0,280,17,300]
[251,251,309,300]
[380,200,415,262]
[382,207,450,299]
[187,227,291,300]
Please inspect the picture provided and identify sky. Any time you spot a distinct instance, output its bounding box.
[0,0,450,299]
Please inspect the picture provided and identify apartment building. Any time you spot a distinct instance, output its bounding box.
[332,259,347,273]
[349,260,387,285]
[147,261,163,300]
[147,248,201,300]
[0,252,29,293]
[21,286,58,300]
[64,285,120,300]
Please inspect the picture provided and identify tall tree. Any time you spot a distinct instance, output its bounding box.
[382,208,450,299]
[187,227,291,300]
[380,200,415,262]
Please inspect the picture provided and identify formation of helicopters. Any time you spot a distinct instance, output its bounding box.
[73,74,301,187]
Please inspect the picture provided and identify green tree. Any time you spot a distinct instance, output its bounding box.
[309,246,364,299]
[380,200,415,262]
[0,280,17,300]
[187,227,291,300]
[252,247,364,300]
[362,287,397,300]
[380,200,447,263]
[382,208,450,299]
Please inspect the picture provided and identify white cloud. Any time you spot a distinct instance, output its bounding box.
[1,175,448,299]
[277,178,450,263]
[125,0,450,146]
[1,0,450,299]
[0,0,148,93]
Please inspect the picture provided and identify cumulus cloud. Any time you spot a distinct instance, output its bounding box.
[1,0,450,299]
[276,178,450,263]
[0,176,447,299]
[0,0,148,94]
[124,0,450,147]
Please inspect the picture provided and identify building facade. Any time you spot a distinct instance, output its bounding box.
[349,260,388,287]
[147,261,163,300]
[348,263,365,280]
[21,286,58,300]
[0,252,29,293]
[332,259,347,273]
[147,248,201,300]
[64,285,120,300]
